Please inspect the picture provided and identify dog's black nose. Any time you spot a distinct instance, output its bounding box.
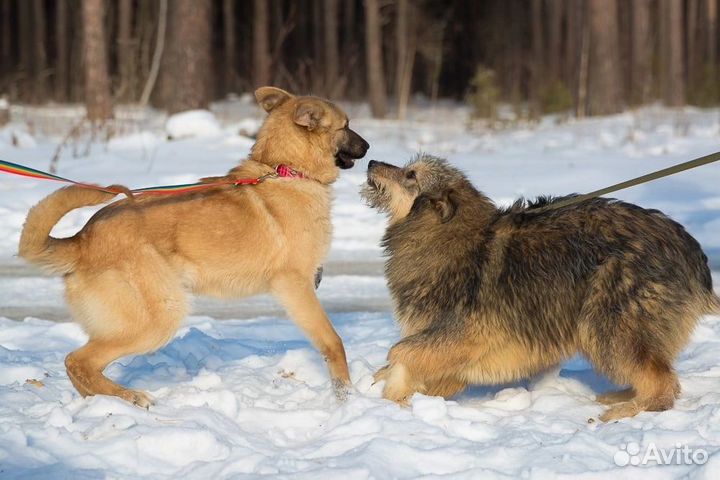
[368,160,378,170]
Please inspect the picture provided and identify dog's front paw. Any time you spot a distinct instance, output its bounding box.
[378,363,414,406]
[121,389,155,410]
[332,377,351,402]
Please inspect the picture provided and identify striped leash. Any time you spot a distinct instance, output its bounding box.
[0,159,307,196]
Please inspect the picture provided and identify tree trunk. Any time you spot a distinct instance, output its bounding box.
[343,0,356,53]
[32,0,48,102]
[118,0,136,102]
[529,0,544,116]
[17,0,32,101]
[507,0,523,111]
[69,4,84,102]
[587,0,623,115]
[138,0,153,81]
[312,0,324,92]
[166,0,212,114]
[365,0,387,118]
[545,0,562,83]
[687,0,699,93]
[55,0,69,101]
[139,0,167,107]
[707,0,718,65]
[396,0,416,120]
[660,0,685,106]
[324,0,340,97]
[343,0,358,97]
[253,0,271,88]
[82,0,113,121]
[396,0,408,99]
[223,0,238,93]
[1,0,11,84]
[576,12,590,117]
[630,0,652,105]
[564,0,582,100]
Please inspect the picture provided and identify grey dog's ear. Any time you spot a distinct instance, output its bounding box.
[255,86,293,113]
[428,190,458,223]
[293,100,325,131]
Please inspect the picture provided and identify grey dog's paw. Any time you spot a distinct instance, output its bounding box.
[314,265,324,289]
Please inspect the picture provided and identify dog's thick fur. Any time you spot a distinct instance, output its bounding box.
[18,87,368,406]
[362,155,719,421]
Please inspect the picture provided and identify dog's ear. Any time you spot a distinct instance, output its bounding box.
[428,190,458,223]
[255,86,293,113]
[293,100,325,131]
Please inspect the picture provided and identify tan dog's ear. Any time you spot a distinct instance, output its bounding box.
[293,100,325,131]
[255,86,293,113]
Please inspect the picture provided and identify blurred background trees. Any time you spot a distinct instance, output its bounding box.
[0,0,717,119]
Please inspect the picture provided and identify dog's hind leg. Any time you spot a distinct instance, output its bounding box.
[578,258,689,422]
[272,272,350,400]
[582,320,679,422]
[580,312,680,421]
[598,358,678,422]
[65,258,186,407]
[66,338,159,408]
[66,311,184,407]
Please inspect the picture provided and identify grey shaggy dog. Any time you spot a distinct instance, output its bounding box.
[362,155,719,422]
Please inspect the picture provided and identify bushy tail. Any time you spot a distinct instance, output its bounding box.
[18,186,118,274]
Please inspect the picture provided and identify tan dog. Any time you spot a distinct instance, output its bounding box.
[18,87,369,407]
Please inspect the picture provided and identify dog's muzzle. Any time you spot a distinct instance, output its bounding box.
[336,129,370,169]
[366,160,398,188]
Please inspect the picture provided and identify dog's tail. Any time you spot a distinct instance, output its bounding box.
[19,186,119,274]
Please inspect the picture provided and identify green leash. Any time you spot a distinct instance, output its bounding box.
[533,150,720,213]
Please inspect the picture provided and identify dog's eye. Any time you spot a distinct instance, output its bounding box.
[406,170,416,180]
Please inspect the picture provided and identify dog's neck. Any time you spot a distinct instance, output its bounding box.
[250,137,339,185]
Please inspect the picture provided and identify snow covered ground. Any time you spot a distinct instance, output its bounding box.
[0,99,719,478]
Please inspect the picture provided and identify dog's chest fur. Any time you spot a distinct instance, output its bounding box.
[383,211,489,337]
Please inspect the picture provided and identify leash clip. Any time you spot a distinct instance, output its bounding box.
[256,171,279,183]
[232,171,278,187]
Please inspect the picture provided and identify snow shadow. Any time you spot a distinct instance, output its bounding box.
[458,355,621,401]
[112,326,310,389]
[1,463,106,480]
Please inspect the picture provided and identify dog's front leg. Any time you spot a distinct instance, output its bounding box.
[378,329,473,404]
[272,272,351,400]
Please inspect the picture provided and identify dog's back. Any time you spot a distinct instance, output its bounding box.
[485,196,715,349]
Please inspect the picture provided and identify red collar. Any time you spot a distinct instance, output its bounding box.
[231,164,309,186]
[275,164,307,179]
